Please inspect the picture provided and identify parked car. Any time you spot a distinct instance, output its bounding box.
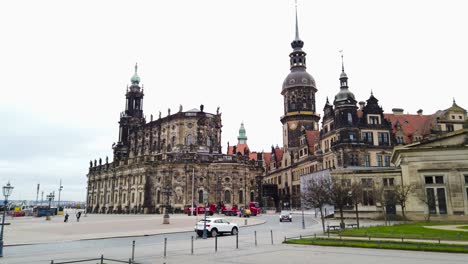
[279,211,292,222]
[194,217,239,237]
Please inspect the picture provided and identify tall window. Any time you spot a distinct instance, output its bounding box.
[377,155,383,166]
[362,132,373,144]
[384,155,391,167]
[157,190,161,204]
[361,178,375,206]
[224,190,231,203]
[424,175,447,214]
[447,124,454,132]
[378,132,389,146]
[350,153,359,166]
[364,155,370,167]
[239,190,244,204]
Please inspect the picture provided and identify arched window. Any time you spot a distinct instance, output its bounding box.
[224,190,231,203]
[250,191,254,202]
[198,190,204,204]
[157,190,161,204]
[239,190,243,204]
[172,136,176,146]
[347,113,353,124]
[186,134,193,145]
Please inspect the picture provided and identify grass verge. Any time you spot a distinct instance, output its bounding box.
[337,222,468,241]
[285,237,468,253]
[457,226,468,230]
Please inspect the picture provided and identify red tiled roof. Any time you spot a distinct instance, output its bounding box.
[274,147,284,166]
[384,113,434,143]
[227,143,249,155]
[263,152,272,166]
[305,130,320,153]
[249,152,258,161]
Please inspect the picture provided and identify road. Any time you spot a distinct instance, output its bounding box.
[3,214,467,264]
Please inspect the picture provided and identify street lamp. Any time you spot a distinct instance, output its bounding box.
[57,179,63,213]
[46,192,55,221]
[1,182,14,257]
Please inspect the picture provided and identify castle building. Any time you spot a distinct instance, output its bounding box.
[261,4,468,220]
[86,66,263,214]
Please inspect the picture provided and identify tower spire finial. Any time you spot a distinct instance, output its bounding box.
[131,62,141,85]
[295,0,300,41]
[340,50,345,72]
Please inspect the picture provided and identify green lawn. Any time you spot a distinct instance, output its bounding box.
[457,226,468,230]
[285,237,468,254]
[338,222,468,241]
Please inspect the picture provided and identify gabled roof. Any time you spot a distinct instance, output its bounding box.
[263,152,272,166]
[227,143,249,156]
[384,113,434,143]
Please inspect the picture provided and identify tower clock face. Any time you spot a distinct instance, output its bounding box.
[289,122,298,130]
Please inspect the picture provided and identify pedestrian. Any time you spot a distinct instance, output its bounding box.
[64,213,69,223]
[76,211,82,222]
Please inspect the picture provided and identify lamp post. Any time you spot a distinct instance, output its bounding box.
[202,192,208,239]
[46,192,55,221]
[1,182,14,257]
[58,179,63,213]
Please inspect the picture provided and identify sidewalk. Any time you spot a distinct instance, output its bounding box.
[4,213,265,246]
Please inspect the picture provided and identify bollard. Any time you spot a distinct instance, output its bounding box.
[255,231,257,246]
[271,230,273,245]
[215,235,218,252]
[284,236,286,243]
[164,237,167,258]
[300,234,302,239]
[245,219,247,225]
[128,258,132,264]
[314,233,316,238]
[191,236,194,255]
[401,236,403,242]
[51,261,54,264]
[339,235,342,240]
[131,240,135,261]
[327,231,330,238]
[368,236,371,241]
[101,255,104,264]
[438,238,441,244]
[236,232,239,249]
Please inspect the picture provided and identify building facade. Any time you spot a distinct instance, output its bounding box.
[86,66,263,214]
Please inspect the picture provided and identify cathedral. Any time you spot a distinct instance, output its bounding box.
[86,66,263,214]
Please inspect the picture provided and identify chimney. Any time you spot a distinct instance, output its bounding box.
[417,109,423,116]
[359,101,365,111]
[392,108,404,116]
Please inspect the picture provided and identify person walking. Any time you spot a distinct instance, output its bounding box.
[64,213,69,223]
[76,211,82,222]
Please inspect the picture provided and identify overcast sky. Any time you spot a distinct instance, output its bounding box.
[1,0,466,201]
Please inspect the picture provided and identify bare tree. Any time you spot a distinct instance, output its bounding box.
[349,181,363,228]
[414,183,435,222]
[330,177,352,229]
[393,183,416,221]
[301,176,332,233]
[374,183,397,226]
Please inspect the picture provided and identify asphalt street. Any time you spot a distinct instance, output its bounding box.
[3,214,467,264]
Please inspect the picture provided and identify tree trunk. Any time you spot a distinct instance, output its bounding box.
[319,206,326,234]
[339,206,345,230]
[401,203,406,221]
[355,202,360,229]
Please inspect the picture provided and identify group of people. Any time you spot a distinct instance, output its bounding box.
[63,211,82,223]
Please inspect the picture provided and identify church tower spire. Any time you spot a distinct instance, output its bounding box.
[280,1,320,151]
[237,122,248,144]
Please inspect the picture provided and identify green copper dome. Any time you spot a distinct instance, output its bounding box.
[237,122,247,144]
[131,63,140,85]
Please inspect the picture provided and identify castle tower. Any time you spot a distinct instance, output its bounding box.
[280,3,320,151]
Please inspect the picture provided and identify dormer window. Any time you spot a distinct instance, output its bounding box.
[368,115,380,125]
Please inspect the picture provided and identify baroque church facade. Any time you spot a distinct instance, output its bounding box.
[86,66,263,214]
